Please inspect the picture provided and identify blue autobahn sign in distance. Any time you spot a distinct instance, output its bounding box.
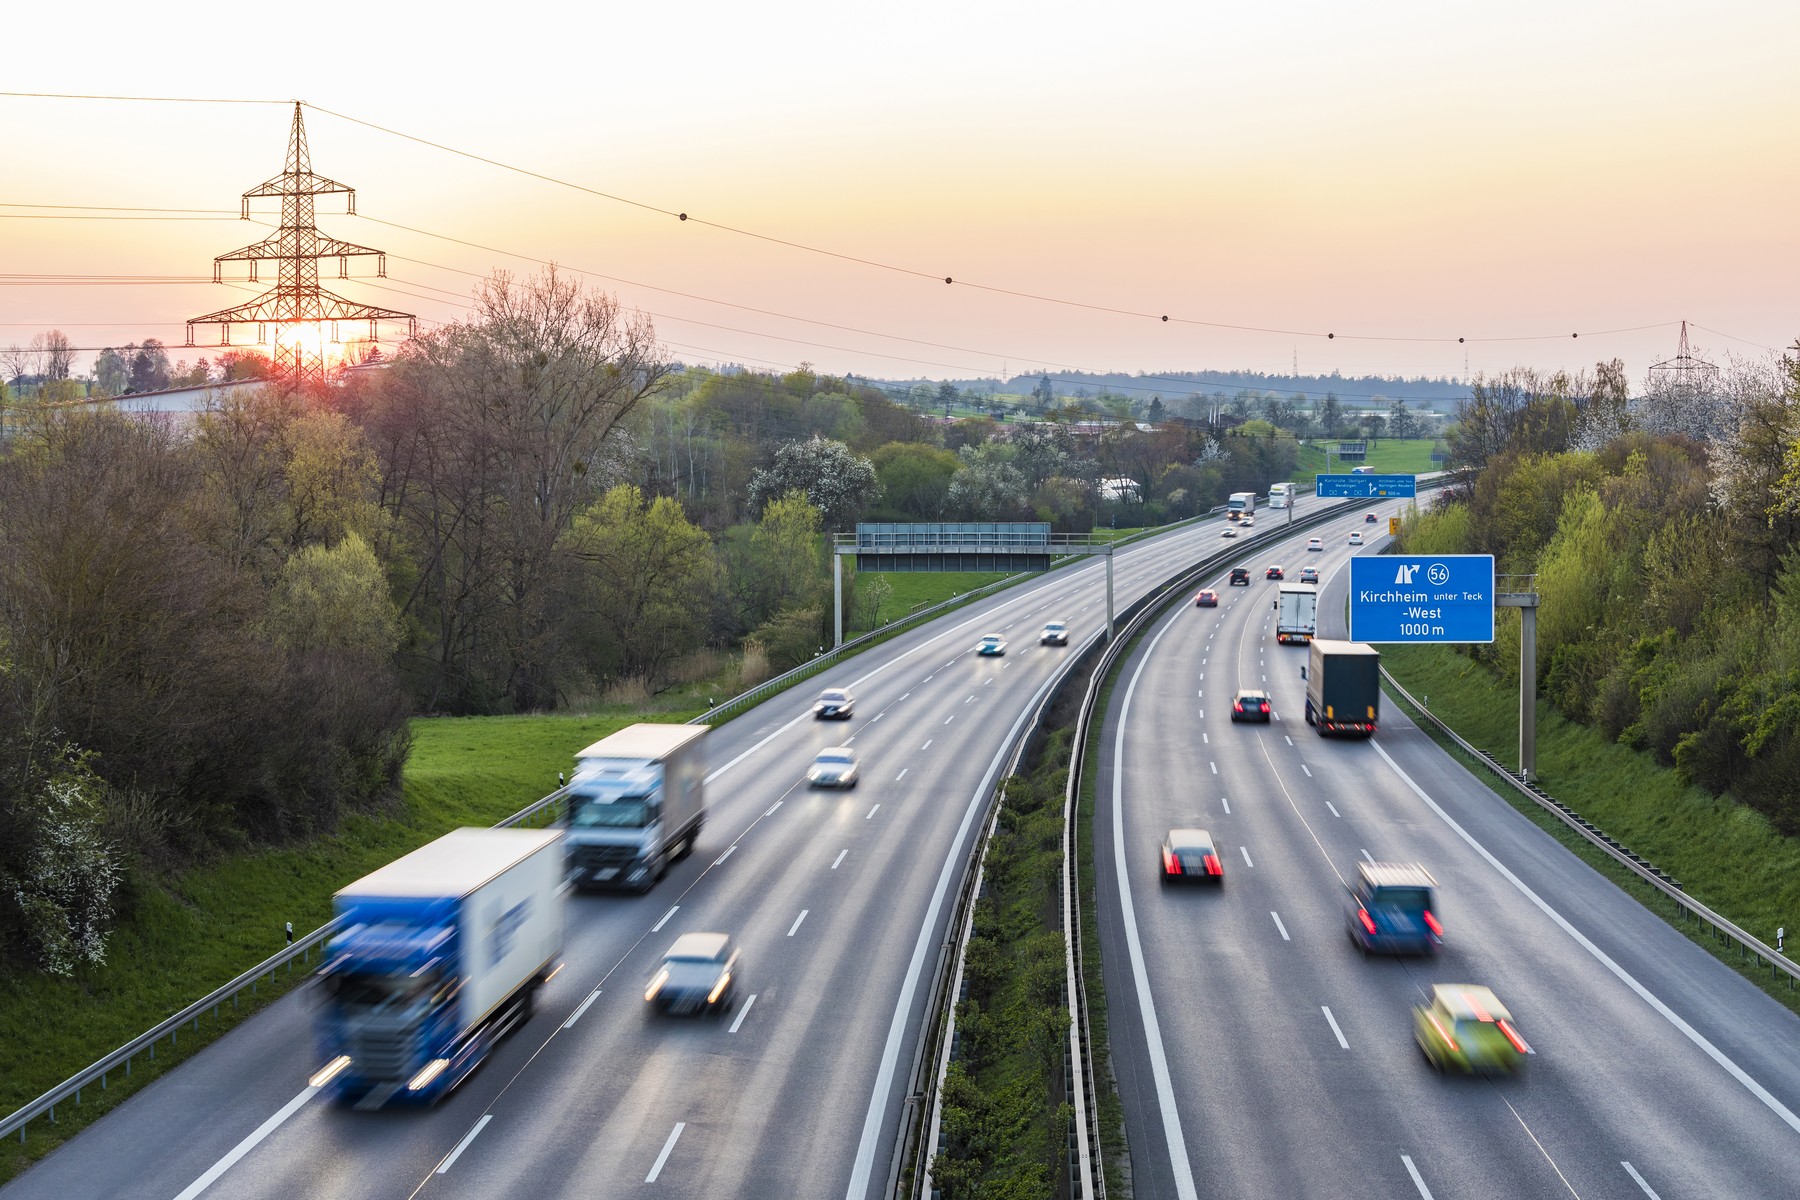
[1348,554,1496,644]
[1315,473,1418,499]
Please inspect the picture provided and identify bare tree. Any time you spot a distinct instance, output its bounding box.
[38,331,75,382]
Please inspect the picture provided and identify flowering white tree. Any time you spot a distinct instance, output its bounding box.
[9,774,120,975]
[748,435,880,530]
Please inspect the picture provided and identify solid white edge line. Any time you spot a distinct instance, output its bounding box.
[844,666,1066,1200]
[1321,1005,1349,1049]
[435,1113,493,1176]
[713,845,736,866]
[788,909,809,936]
[1110,607,1201,1200]
[562,987,602,1030]
[652,905,679,933]
[1270,911,1291,941]
[1401,1153,1435,1199]
[645,1121,685,1183]
[1621,1161,1663,1199]
[729,993,758,1034]
[1372,740,1800,1136]
[171,1085,319,1200]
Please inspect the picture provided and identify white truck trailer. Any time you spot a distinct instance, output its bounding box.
[565,723,707,892]
[1275,582,1319,644]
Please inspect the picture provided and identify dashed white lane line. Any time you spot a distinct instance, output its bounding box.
[646,1122,685,1183]
[1300,764,1313,777]
[1361,848,1375,862]
[1220,796,1231,814]
[1321,1006,1349,1049]
[865,803,880,820]
[652,905,679,932]
[944,715,956,725]
[1401,1154,1435,1199]
[965,694,975,703]
[1239,846,1254,868]
[896,768,908,781]
[1621,1162,1663,1199]
[1270,911,1291,941]
[1198,709,1205,719]
[1284,735,1293,745]
[844,736,856,745]
[922,739,933,750]
[563,987,602,1029]
[1202,733,1209,744]
[900,693,911,701]
[1325,800,1341,817]
[870,712,884,722]
[713,845,736,866]
[437,1114,493,1175]
[831,849,848,869]
[787,909,809,937]
[728,994,758,1034]
[172,1085,320,1199]
[764,800,783,816]
[1209,762,1218,774]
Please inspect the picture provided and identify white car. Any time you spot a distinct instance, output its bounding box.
[1307,538,1324,552]
[1239,516,1254,528]
[807,747,859,789]
[1040,621,1070,646]
[1348,532,1365,546]
[1221,527,1238,539]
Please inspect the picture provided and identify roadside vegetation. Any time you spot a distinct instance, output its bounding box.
[1294,435,1442,478]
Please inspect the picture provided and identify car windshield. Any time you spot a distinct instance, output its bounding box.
[1045,623,1065,631]
[816,751,854,765]
[982,636,1001,644]
[820,691,848,702]
[570,794,654,828]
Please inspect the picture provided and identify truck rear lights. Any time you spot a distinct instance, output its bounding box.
[1423,911,1443,937]
[1357,909,1378,936]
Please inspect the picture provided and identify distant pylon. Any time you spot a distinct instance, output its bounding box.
[1647,319,1719,393]
[187,102,414,388]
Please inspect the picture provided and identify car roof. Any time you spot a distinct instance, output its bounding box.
[1044,620,1066,627]
[819,689,849,698]
[1358,862,1438,890]
[982,633,1003,639]
[815,747,855,760]
[666,932,731,961]
[1429,984,1512,1023]
[1235,688,1268,698]
[1165,827,1215,849]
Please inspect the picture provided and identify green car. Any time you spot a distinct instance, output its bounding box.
[1413,984,1532,1074]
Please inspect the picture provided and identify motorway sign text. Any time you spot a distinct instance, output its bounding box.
[1315,473,1417,498]
[1348,554,1495,643]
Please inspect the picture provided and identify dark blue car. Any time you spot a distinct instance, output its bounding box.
[1347,862,1442,955]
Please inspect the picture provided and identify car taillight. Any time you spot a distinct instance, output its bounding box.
[1497,1019,1532,1054]
[1163,849,1182,875]
[1234,703,1243,712]
[1423,910,1443,937]
[1427,1012,1458,1052]
[1357,909,1377,935]
[1203,853,1221,874]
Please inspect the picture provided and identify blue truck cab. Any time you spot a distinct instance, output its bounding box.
[1347,861,1442,955]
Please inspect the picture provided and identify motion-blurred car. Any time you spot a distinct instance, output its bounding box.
[1229,568,1251,586]
[1307,538,1324,552]
[1194,589,1219,607]
[1220,526,1238,539]
[1348,862,1442,955]
[1413,984,1531,1074]
[1239,515,1254,528]
[1365,512,1379,523]
[1265,565,1284,580]
[1348,532,1365,546]
[976,634,1007,656]
[1298,566,1320,584]
[1040,621,1070,646]
[807,747,860,789]
[813,688,855,720]
[645,933,739,1016]
[1159,828,1224,885]
[1230,689,1272,722]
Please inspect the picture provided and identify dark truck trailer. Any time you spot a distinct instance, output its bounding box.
[1305,639,1380,737]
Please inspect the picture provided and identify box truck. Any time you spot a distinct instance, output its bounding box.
[1275,583,1318,644]
[1304,639,1380,736]
[565,723,707,891]
[1268,482,1297,509]
[1227,491,1257,519]
[313,827,564,1107]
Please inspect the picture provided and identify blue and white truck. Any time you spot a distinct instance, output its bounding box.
[312,827,564,1107]
[565,723,708,892]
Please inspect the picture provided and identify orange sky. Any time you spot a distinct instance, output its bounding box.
[3,1,1795,390]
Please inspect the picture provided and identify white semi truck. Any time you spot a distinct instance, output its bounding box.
[565,724,708,892]
[1275,582,1318,644]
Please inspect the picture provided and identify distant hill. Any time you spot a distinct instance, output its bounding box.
[877,369,1471,414]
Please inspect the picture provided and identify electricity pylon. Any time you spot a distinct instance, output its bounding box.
[187,102,414,388]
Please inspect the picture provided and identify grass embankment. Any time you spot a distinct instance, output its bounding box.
[0,698,703,1183]
[1381,644,1800,1016]
[1295,437,1439,478]
[930,729,1075,1198]
[850,571,1014,634]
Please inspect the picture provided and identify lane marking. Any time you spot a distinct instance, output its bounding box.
[865,803,880,820]
[1497,1093,1582,1197]
[1198,709,1204,719]
[1209,762,1218,775]
[563,987,602,1029]
[896,768,908,781]
[652,906,679,933]
[1202,733,1209,744]
[900,693,911,701]
[436,1114,493,1175]
[1621,1162,1662,1199]
[870,712,884,722]
[1239,846,1254,868]
[1301,764,1313,778]
[1321,1005,1349,1049]
[788,909,809,937]
[944,715,955,725]
[713,845,736,866]
[922,739,933,750]
[646,1122,685,1183]
[1220,796,1231,814]
[965,695,975,704]
[1401,1155,1435,1199]
[844,736,856,746]
[1325,800,1340,817]
[764,800,783,816]
[1372,740,1800,1137]
[1361,848,1375,863]
[1270,911,1291,941]
[729,994,758,1034]
[172,1085,319,1199]
[1284,735,1293,746]
[831,849,848,870]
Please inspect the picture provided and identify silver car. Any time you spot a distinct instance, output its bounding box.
[645,933,739,1016]
[1041,621,1070,646]
[808,747,860,789]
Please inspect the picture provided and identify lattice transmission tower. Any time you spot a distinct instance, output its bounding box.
[187,102,414,388]
[1647,319,1719,393]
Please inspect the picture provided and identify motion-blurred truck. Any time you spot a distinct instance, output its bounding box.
[1274,583,1318,645]
[314,827,564,1107]
[565,723,707,891]
[1303,639,1380,737]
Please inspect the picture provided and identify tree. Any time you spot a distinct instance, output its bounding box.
[1363,414,1387,443]
[936,381,959,414]
[749,490,825,618]
[1033,375,1055,408]
[1317,391,1343,438]
[1147,396,1165,424]
[748,435,879,531]
[266,533,401,659]
[127,339,173,393]
[946,443,1028,518]
[1388,398,1418,440]
[92,348,128,397]
[872,441,959,518]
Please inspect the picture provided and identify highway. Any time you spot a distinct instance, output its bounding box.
[3,500,1324,1200]
[1093,506,1800,1199]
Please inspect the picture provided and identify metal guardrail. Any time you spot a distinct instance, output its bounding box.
[1383,669,1800,991]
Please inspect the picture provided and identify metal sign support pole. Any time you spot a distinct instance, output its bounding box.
[1497,590,1541,781]
[833,551,844,649]
[1106,548,1115,640]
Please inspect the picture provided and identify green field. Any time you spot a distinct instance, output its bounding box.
[1381,643,1800,1014]
[849,570,1014,632]
[1294,437,1441,478]
[0,701,702,1182]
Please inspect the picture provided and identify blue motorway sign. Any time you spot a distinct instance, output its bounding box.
[1316,473,1417,499]
[1348,554,1495,643]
